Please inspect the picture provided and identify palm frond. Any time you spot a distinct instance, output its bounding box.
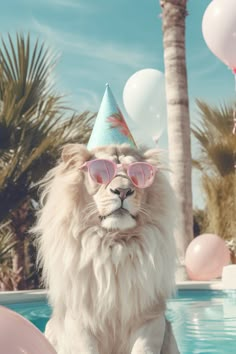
[0,222,17,264]
[202,173,235,240]
[192,100,235,241]
[0,33,57,118]
[192,100,235,175]
[0,33,95,222]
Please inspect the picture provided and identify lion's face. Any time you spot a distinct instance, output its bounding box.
[87,147,147,231]
[62,143,163,231]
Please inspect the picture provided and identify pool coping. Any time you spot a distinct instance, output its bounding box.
[0,281,224,304]
[0,289,47,304]
[177,280,223,290]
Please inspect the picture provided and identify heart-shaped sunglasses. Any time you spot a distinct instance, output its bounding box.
[79,159,157,189]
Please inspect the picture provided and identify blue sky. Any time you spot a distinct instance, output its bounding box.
[1,0,235,208]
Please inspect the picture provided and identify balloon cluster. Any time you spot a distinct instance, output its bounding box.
[122,0,236,146]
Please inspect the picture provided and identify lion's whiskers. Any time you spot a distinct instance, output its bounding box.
[84,202,96,211]
[139,207,151,219]
[82,203,96,215]
[82,204,98,223]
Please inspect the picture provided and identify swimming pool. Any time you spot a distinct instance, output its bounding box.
[3,289,236,354]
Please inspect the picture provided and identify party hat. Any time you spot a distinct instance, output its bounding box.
[87,83,137,150]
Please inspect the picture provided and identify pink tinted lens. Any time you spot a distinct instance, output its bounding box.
[89,160,115,184]
[129,163,155,188]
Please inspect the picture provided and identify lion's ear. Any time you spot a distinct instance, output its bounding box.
[61,144,91,166]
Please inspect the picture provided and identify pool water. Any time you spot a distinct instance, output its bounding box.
[5,290,236,354]
[167,290,236,354]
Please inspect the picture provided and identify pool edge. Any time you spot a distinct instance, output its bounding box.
[0,281,224,304]
[0,289,48,304]
[177,280,223,290]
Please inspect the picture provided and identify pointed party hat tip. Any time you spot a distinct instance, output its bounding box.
[87,84,137,150]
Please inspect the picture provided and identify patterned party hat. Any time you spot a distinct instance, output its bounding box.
[87,83,137,150]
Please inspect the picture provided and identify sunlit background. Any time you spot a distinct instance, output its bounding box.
[1,0,235,207]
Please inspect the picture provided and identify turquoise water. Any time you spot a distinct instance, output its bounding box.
[5,290,236,354]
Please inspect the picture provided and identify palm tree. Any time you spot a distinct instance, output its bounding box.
[160,0,193,278]
[192,100,235,246]
[0,34,94,289]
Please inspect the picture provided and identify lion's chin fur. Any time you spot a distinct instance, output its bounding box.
[101,212,137,230]
[33,144,178,354]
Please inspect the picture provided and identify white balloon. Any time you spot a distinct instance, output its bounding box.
[202,0,236,72]
[132,123,156,148]
[123,68,166,137]
[126,114,156,148]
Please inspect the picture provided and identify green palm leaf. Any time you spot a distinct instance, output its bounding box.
[192,100,235,176]
[0,33,94,222]
[192,100,235,241]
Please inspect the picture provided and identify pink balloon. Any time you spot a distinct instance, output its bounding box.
[202,0,236,72]
[185,234,230,281]
[0,306,56,354]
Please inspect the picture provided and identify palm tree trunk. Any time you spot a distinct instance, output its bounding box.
[10,198,32,290]
[11,242,25,290]
[161,0,193,279]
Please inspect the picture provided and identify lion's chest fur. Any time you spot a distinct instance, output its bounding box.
[65,226,163,332]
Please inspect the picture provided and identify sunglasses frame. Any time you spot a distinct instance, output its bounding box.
[79,159,157,189]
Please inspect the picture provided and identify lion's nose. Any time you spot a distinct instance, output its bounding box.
[110,187,134,200]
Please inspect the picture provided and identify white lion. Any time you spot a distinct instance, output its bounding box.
[33,143,180,354]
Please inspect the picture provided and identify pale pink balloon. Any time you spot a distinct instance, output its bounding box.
[0,306,56,354]
[185,233,230,281]
[202,0,236,72]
